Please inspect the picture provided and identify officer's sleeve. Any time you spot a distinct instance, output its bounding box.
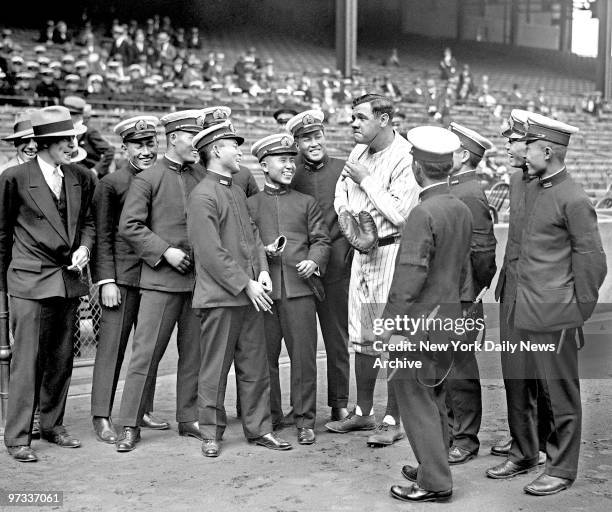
[462,194,497,292]
[383,206,433,322]
[91,179,117,283]
[187,190,252,295]
[566,195,607,321]
[119,175,170,268]
[306,198,331,274]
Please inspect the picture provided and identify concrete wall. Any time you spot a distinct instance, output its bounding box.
[401,0,459,39]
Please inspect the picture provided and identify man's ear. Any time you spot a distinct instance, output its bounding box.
[379,112,390,128]
[461,149,470,164]
[121,143,127,153]
[260,159,268,173]
[544,145,553,161]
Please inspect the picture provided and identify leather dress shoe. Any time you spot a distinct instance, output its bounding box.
[251,432,292,451]
[92,417,117,444]
[116,427,141,452]
[401,465,417,482]
[330,407,349,421]
[390,484,452,502]
[486,459,538,479]
[524,473,573,496]
[139,412,170,430]
[448,445,477,465]
[202,439,221,457]
[491,436,512,457]
[297,427,316,445]
[178,421,202,441]
[325,410,376,433]
[41,426,81,448]
[367,422,404,446]
[7,446,38,462]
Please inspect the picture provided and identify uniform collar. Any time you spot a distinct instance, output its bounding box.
[449,169,476,186]
[301,153,328,171]
[163,155,189,173]
[264,183,289,195]
[127,160,143,175]
[538,167,567,188]
[205,170,232,186]
[419,181,449,201]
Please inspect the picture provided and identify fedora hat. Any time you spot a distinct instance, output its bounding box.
[31,106,79,138]
[2,110,35,141]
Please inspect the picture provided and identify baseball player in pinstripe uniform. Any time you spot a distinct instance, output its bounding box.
[325,94,420,445]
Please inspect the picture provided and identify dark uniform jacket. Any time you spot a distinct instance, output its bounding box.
[495,168,536,304]
[449,169,497,299]
[0,159,96,299]
[247,184,330,300]
[197,161,259,198]
[514,168,607,331]
[91,161,142,287]
[78,128,115,178]
[292,154,352,283]
[119,156,204,293]
[383,184,472,336]
[187,171,269,308]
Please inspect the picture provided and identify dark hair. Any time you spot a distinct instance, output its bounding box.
[416,159,452,180]
[198,145,213,167]
[34,136,70,151]
[352,93,394,120]
[466,150,483,169]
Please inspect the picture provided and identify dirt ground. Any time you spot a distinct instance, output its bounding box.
[1,318,611,512]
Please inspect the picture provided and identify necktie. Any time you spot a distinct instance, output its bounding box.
[51,167,63,200]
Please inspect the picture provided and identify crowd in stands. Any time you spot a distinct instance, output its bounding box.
[0,17,607,128]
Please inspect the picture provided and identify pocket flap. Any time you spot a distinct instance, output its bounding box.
[11,258,42,273]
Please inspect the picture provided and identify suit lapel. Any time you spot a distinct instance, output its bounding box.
[27,160,70,244]
[63,165,81,246]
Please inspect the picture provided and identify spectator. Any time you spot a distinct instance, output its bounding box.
[38,20,55,44]
[509,83,523,105]
[405,77,424,104]
[52,21,72,45]
[34,68,61,105]
[157,32,176,64]
[128,19,139,39]
[246,46,262,69]
[109,25,134,65]
[386,47,400,67]
[425,78,439,118]
[439,47,457,81]
[173,27,187,49]
[60,54,76,79]
[381,74,402,101]
[477,84,497,108]
[457,64,476,102]
[188,27,202,50]
[535,86,550,115]
[63,74,83,96]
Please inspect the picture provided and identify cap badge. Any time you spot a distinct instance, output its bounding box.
[213,109,226,120]
[280,136,291,147]
[135,119,147,131]
[303,114,315,126]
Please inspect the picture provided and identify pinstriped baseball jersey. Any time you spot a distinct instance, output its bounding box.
[334,131,421,349]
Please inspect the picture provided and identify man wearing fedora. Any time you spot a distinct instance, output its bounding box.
[63,95,114,178]
[0,106,96,462]
[0,110,37,175]
[115,110,204,452]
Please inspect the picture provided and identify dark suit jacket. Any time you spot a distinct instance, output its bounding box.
[514,168,607,331]
[79,128,115,178]
[449,169,497,299]
[119,156,204,293]
[187,171,268,308]
[91,161,142,287]
[0,159,96,299]
[247,185,330,300]
[383,184,472,334]
[292,155,352,283]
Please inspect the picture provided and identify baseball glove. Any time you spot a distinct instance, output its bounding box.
[338,210,378,254]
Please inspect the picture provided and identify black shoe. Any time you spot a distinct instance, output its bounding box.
[251,432,292,451]
[178,421,202,441]
[41,426,81,448]
[491,436,512,457]
[116,427,141,452]
[7,446,38,462]
[297,428,316,445]
[390,484,452,502]
[448,445,477,465]
[486,459,538,479]
[92,417,117,444]
[401,465,417,482]
[139,412,170,430]
[524,473,573,496]
[325,410,376,433]
[330,407,349,421]
[202,439,221,458]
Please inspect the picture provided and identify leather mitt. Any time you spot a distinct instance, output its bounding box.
[338,210,378,254]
